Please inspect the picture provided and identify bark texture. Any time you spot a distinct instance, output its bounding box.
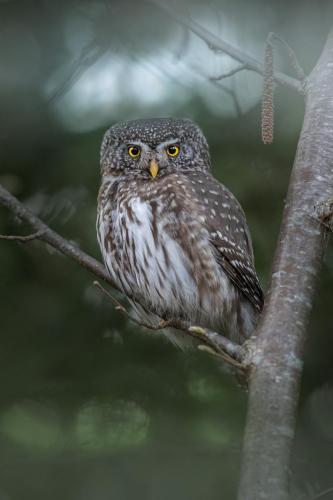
[238,28,333,500]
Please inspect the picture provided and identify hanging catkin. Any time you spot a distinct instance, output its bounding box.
[261,40,274,144]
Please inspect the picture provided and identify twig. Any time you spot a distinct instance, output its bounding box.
[47,42,106,105]
[0,184,115,288]
[210,64,248,81]
[0,183,244,367]
[93,281,128,314]
[268,32,306,82]
[0,230,45,242]
[93,280,169,329]
[150,0,303,94]
[308,486,333,500]
[190,62,242,116]
[173,26,190,61]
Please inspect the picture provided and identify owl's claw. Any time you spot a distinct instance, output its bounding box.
[188,326,207,335]
[157,319,170,329]
[197,344,218,355]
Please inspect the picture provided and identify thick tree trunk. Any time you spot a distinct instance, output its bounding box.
[237,28,333,500]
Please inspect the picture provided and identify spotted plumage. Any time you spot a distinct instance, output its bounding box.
[97,118,263,345]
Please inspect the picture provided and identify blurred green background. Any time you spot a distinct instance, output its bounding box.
[0,1,333,499]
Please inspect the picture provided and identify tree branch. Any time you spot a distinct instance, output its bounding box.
[210,64,248,81]
[94,278,244,368]
[237,26,333,500]
[267,32,306,82]
[0,184,112,286]
[0,183,243,367]
[189,62,242,116]
[150,0,304,94]
[308,485,333,500]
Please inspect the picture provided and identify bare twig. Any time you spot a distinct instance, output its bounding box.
[93,280,169,329]
[210,64,248,81]
[47,42,106,105]
[0,183,244,366]
[190,62,242,116]
[308,486,333,500]
[268,32,306,82]
[0,184,115,287]
[150,0,304,94]
[93,281,128,314]
[0,230,45,242]
[173,26,190,61]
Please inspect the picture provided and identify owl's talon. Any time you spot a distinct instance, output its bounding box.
[188,326,207,335]
[158,320,170,328]
[197,344,217,355]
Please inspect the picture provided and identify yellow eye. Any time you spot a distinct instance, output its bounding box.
[166,144,180,157]
[128,146,141,158]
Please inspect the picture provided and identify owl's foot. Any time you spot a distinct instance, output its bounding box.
[188,325,245,370]
[188,326,206,335]
[157,319,171,329]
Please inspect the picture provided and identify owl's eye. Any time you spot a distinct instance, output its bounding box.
[128,146,141,158]
[166,144,180,157]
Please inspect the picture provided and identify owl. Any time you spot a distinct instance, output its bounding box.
[97,118,263,345]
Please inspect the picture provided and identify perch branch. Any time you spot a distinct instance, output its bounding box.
[0,183,243,366]
[93,280,244,368]
[0,184,113,286]
[151,0,304,94]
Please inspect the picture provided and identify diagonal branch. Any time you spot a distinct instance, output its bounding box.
[0,183,244,367]
[150,0,304,94]
[0,184,112,286]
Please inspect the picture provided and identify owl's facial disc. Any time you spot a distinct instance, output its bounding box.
[124,139,181,179]
[100,118,212,178]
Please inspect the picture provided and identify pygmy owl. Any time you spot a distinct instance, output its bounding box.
[97,118,263,345]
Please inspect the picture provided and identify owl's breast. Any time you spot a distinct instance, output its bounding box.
[114,195,200,312]
[97,177,236,330]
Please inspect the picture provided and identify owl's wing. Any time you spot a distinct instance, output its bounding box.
[188,171,264,312]
[210,232,264,312]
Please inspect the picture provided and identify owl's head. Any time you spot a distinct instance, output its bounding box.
[100,118,211,180]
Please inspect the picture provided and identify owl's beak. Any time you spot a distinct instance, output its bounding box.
[149,159,159,178]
